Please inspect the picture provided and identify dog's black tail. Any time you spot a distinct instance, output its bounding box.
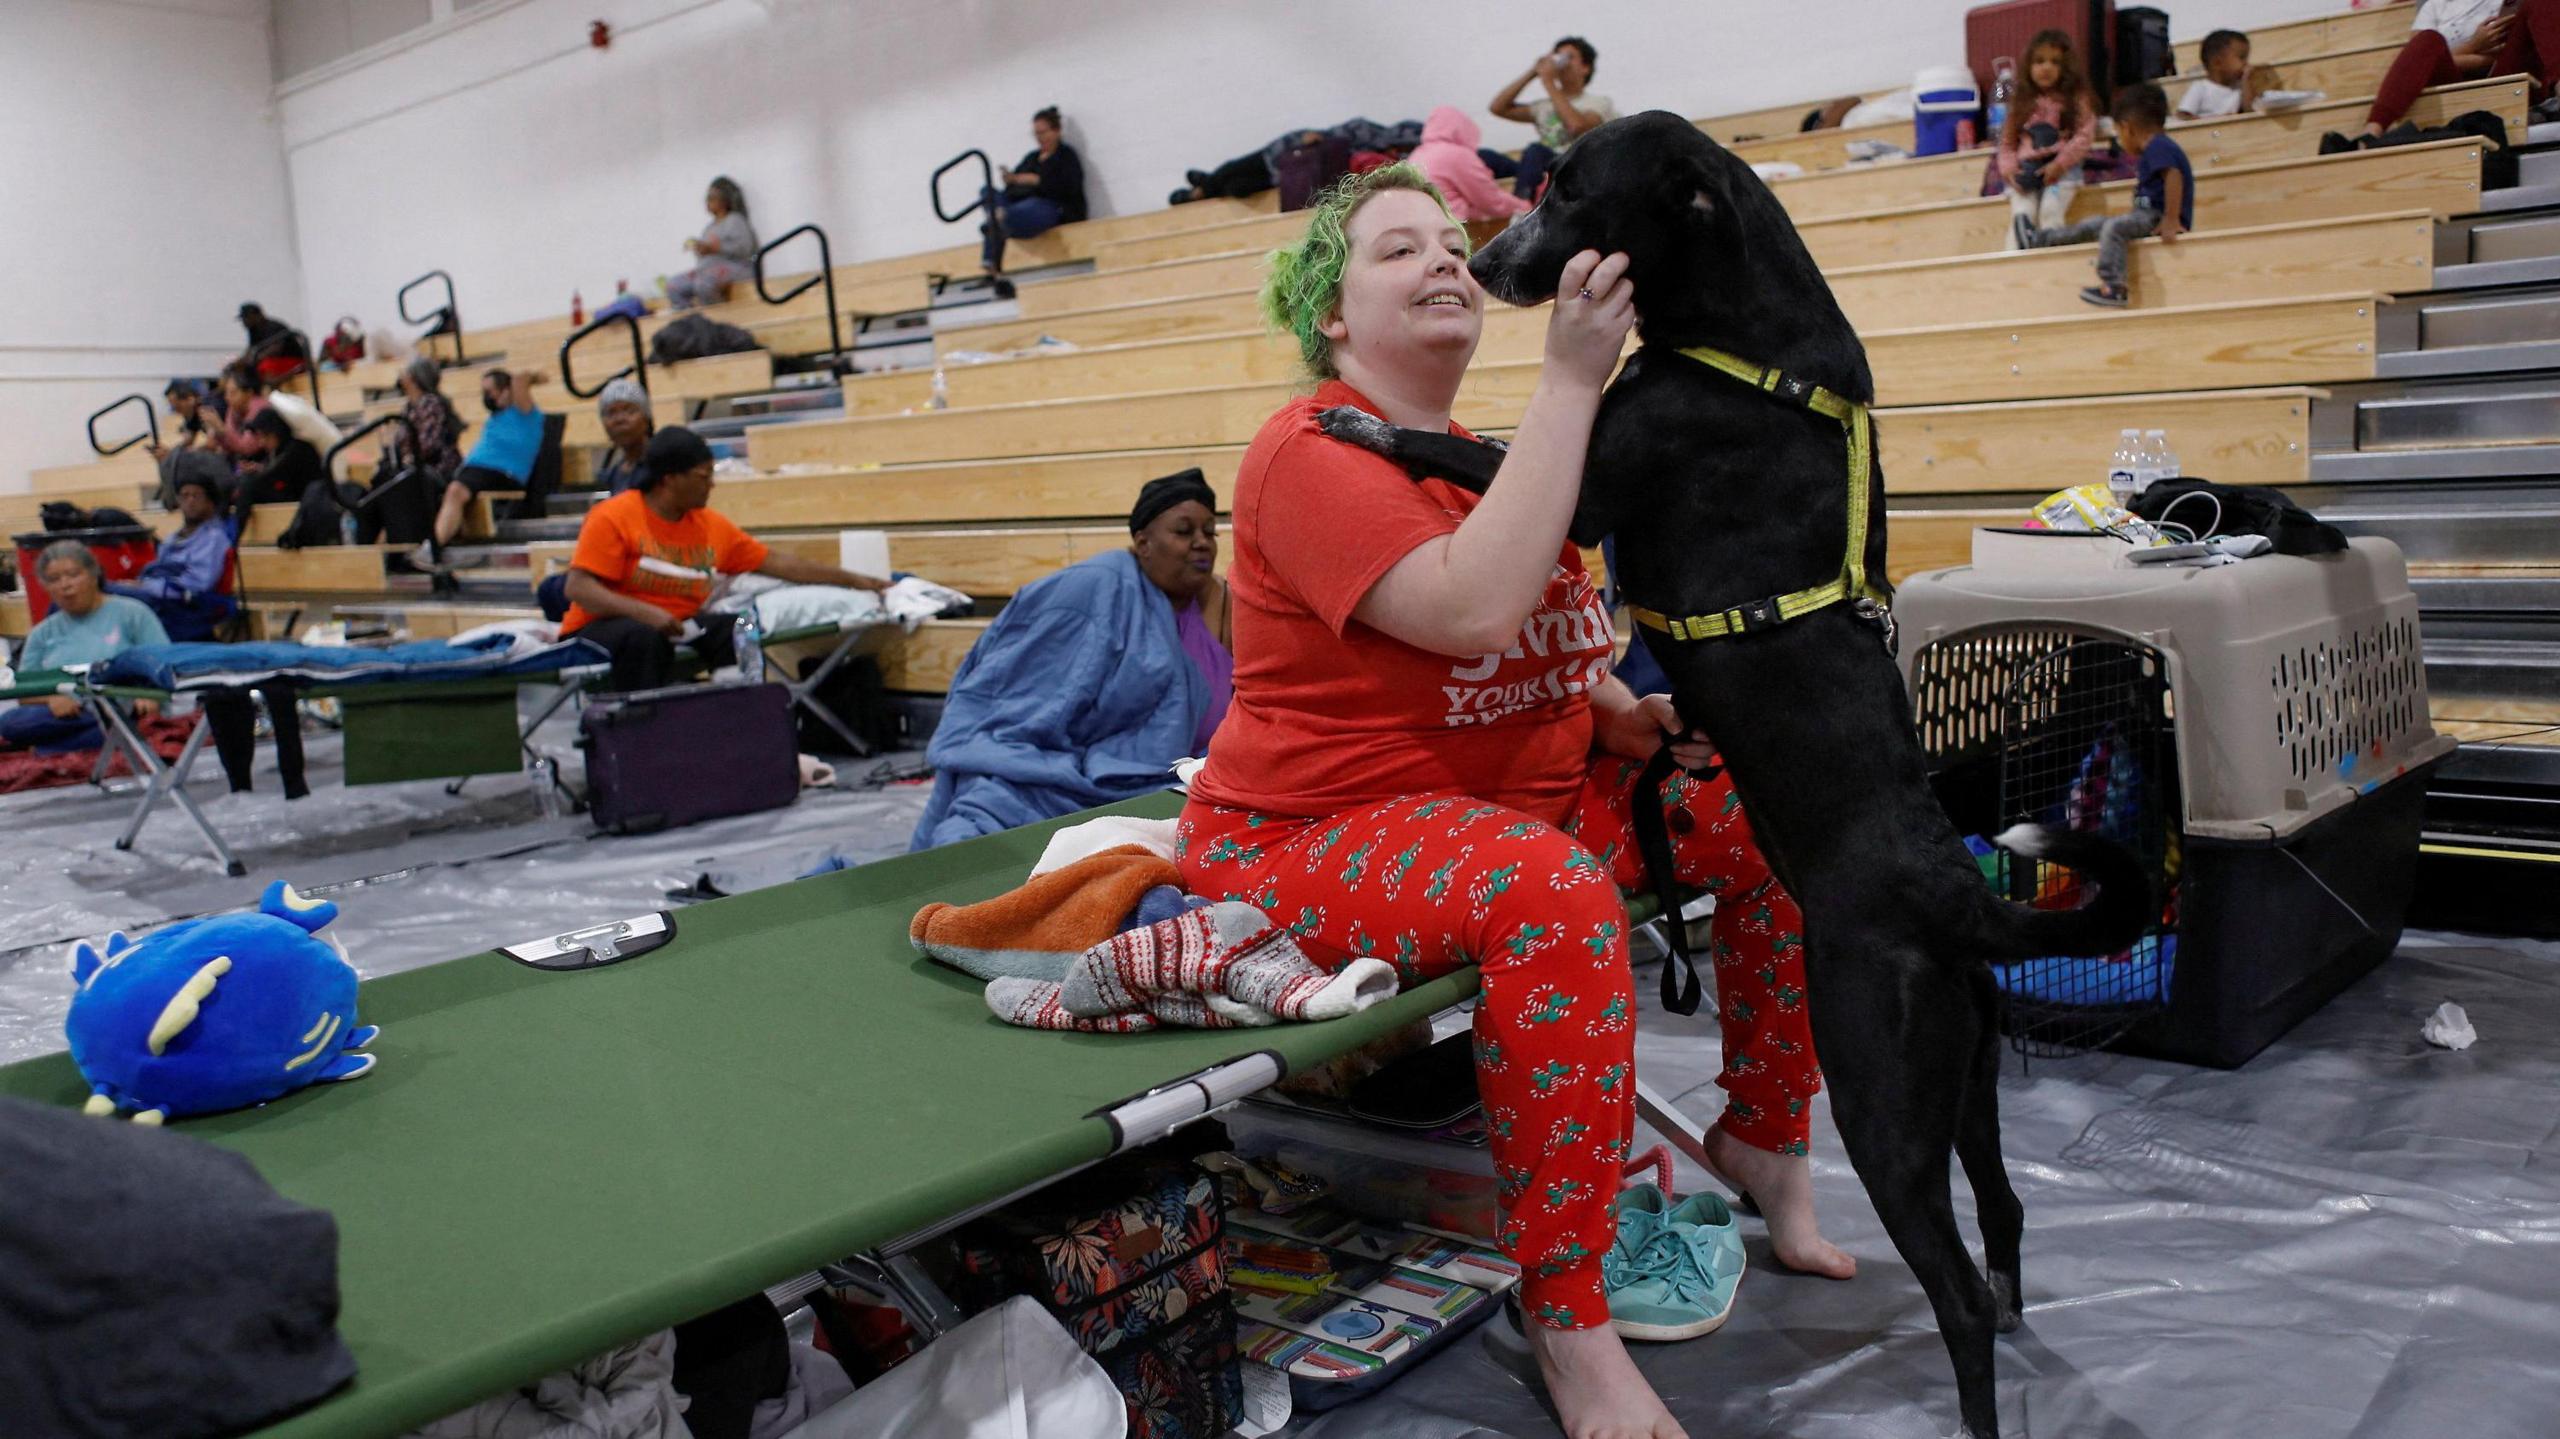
[1975,824,2155,962]
[1629,746,1706,1016]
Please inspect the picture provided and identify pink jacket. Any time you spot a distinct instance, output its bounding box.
[1997,92,2097,183]
[1413,106,1530,221]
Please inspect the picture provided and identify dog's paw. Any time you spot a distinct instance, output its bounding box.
[1316,405,1399,456]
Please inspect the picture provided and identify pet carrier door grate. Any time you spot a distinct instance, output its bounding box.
[1992,638,2177,1057]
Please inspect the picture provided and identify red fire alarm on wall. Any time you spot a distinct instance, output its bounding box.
[589,20,611,48]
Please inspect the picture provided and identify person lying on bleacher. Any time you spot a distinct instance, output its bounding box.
[421,367,543,571]
[593,376,655,495]
[908,470,1233,852]
[108,471,233,642]
[0,542,166,755]
[665,176,757,310]
[558,427,887,693]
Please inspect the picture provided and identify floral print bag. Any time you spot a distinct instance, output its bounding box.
[956,1154,1242,1439]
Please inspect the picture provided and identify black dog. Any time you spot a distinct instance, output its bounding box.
[1342,111,2149,1439]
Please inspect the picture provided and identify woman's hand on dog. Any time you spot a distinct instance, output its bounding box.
[1604,693,1718,770]
[1544,249,1636,395]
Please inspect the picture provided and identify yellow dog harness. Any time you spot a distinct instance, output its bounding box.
[1625,345,1892,644]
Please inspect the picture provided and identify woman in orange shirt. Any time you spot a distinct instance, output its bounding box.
[1177,167,1846,1439]
[560,428,885,691]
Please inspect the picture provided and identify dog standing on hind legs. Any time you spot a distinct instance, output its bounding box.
[1328,111,2155,1438]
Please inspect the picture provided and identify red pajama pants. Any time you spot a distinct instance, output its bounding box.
[2368,4,2559,131]
[1176,753,1821,1329]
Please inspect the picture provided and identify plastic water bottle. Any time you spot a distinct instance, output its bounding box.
[1986,59,2016,144]
[735,608,766,685]
[528,755,564,818]
[929,365,950,411]
[339,510,359,546]
[2106,429,2143,507]
[2142,429,2181,494]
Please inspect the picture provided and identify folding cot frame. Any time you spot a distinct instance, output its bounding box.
[0,789,1723,1439]
[4,617,895,876]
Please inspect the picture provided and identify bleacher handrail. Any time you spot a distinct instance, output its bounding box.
[86,393,159,458]
[398,269,464,360]
[754,222,847,366]
[327,412,416,513]
[558,311,648,401]
[244,326,327,407]
[931,149,996,225]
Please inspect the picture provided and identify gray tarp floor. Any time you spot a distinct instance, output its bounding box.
[2,713,2554,1438]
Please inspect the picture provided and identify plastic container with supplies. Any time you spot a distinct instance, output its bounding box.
[1222,1094,1499,1240]
[1913,64,1984,155]
[13,527,157,624]
[1900,531,2455,1066]
[577,680,798,833]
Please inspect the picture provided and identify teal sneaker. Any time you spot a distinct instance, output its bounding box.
[1604,1184,1747,1341]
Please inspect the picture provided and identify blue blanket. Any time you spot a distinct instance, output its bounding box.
[911,550,1205,851]
[94,633,608,692]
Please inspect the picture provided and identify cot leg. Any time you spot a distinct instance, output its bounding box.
[105,707,244,877]
[853,1252,966,1341]
[1632,1075,1717,1178]
[782,631,874,758]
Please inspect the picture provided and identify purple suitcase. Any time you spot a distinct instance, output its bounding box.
[578,680,799,834]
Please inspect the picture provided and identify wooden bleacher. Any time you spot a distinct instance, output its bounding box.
[27,3,2545,741]
[965,210,2428,356]
[1691,0,2416,145]
[1798,138,2483,267]
[1772,76,2527,222]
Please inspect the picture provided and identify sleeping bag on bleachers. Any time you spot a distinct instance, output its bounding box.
[911,550,1207,851]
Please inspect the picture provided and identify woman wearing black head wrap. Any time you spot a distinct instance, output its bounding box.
[909,468,1235,850]
[1127,468,1233,752]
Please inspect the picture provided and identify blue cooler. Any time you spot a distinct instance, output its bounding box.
[1912,64,1981,155]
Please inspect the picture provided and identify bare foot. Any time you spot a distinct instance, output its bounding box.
[1527,1323,1690,1439]
[1703,1123,1858,1279]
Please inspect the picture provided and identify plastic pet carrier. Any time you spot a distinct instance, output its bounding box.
[1899,529,2455,1067]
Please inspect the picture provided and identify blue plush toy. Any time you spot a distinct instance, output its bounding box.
[66,882,379,1125]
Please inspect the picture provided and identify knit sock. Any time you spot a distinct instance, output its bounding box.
[1061,902,1272,1017]
[985,977,1157,1033]
[1228,953,1399,1022]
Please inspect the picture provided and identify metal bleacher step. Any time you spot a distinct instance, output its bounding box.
[2320,484,2560,562]
[2306,372,2560,483]
[2434,209,2560,289]
[2374,282,2560,378]
[2422,636,2560,707]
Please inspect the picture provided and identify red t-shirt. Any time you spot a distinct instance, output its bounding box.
[1190,380,1613,825]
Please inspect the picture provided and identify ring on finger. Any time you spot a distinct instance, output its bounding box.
[1575,288,1596,301]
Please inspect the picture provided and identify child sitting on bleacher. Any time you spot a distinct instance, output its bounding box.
[1997,29,2100,248]
[2177,29,2270,118]
[2016,83,2190,309]
[666,177,757,310]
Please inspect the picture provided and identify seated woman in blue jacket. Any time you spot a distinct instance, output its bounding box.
[910,470,1233,850]
[111,469,236,641]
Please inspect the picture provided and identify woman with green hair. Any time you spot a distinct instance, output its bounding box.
[1175,166,1851,1439]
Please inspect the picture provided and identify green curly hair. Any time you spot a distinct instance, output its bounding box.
[1261,164,1468,381]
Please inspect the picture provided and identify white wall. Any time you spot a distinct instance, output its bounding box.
[0,0,303,496]
[277,0,2350,347]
